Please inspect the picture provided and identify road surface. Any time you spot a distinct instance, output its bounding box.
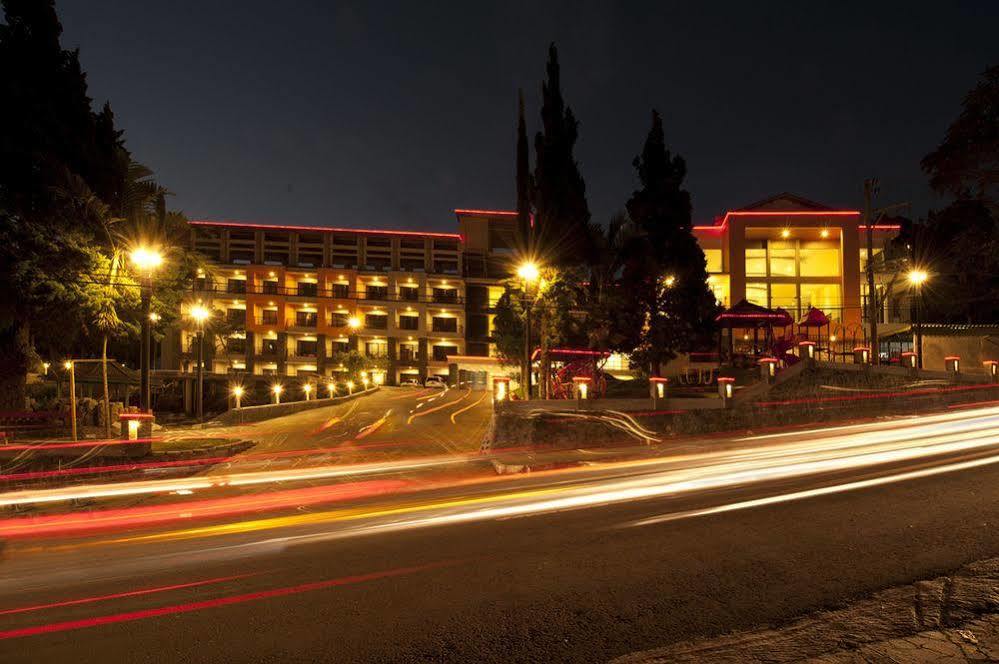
[4,406,999,661]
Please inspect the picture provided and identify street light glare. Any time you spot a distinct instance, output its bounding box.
[517,261,540,283]
[63,360,73,370]
[189,304,210,323]
[130,247,163,272]
[908,269,929,286]
[231,386,244,397]
[347,316,361,330]
[272,384,283,394]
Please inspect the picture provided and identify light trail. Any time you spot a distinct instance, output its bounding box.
[36,405,999,552]
[0,561,457,640]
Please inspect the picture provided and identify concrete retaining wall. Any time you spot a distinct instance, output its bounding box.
[215,387,379,425]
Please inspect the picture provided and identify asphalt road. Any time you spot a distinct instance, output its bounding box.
[5,407,999,662]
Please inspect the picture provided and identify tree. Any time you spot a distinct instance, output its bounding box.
[625,111,718,375]
[922,65,998,212]
[328,350,377,382]
[0,0,127,408]
[532,43,596,267]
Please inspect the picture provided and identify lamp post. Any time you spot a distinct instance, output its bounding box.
[516,261,540,400]
[907,269,928,369]
[64,361,77,441]
[131,247,163,413]
[272,384,283,404]
[189,304,210,422]
[231,385,244,409]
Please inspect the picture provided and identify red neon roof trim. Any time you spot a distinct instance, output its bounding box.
[452,209,518,217]
[189,220,462,240]
[693,209,873,233]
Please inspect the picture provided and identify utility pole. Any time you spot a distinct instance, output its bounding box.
[864,178,879,364]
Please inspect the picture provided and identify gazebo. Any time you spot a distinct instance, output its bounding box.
[715,299,792,362]
[796,306,832,360]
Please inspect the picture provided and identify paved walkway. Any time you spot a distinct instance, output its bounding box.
[616,557,999,663]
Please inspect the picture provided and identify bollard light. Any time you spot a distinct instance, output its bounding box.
[42,361,50,375]
[901,351,917,370]
[493,376,510,403]
[327,381,337,397]
[127,418,141,440]
[759,357,779,383]
[985,360,999,382]
[303,383,312,400]
[945,356,961,375]
[854,346,870,365]
[649,377,668,400]
[362,376,370,389]
[798,340,816,360]
[373,372,384,386]
[572,376,591,401]
[718,376,735,400]
[347,380,355,394]
[232,385,244,409]
[272,383,283,404]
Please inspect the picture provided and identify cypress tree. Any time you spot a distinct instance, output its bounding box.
[515,89,533,253]
[626,110,718,374]
[532,43,593,266]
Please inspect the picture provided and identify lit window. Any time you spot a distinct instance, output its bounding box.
[745,245,767,277]
[746,282,768,306]
[703,249,723,273]
[799,241,840,277]
[768,241,796,277]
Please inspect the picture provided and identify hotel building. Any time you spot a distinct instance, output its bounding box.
[163,193,900,390]
[163,210,516,388]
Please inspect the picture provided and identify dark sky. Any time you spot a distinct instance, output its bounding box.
[58,1,998,232]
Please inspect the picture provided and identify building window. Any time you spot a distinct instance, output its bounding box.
[468,314,489,339]
[296,340,318,357]
[226,308,246,325]
[432,345,452,362]
[227,278,247,294]
[703,249,723,273]
[330,312,349,328]
[799,242,841,277]
[295,311,318,327]
[332,283,349,299]
[297,282,318,297]
[399,343,418,361]
[433,260,458,274]
[745,282,768,306]
[400,258,425,271]
[262,280,278,295]
[400,286,420,301]
[261,338,280,355]
[800,283,841,315]
[228,337,246,354]
[768,241,796,277]
[432,317,458,333]
[399,315,419,330]
[769,283,798,311]
[331,341,350,353]
[365,314,387,329]
[366,285,388,300]
[745,242,767,277]
[261,309,279,325]
[433,288,458,303]
[365,341,388,358]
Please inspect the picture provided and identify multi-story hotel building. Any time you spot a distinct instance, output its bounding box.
[163,210,516,388]
[163,193,900,392]
[693,193,900,328]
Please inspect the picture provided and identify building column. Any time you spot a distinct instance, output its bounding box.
[316,333,327,375]
[387,337,398,386]
[277,332,288,376]
[245,331,255,374]
[418,338,429,381]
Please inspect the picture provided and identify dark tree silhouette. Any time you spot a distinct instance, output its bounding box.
[532,43,595,267]
[625,111,718,374]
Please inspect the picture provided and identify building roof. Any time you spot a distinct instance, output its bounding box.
[735,192,835,212]
[188,219,463,240]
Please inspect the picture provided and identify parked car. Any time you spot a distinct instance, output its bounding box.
[425,376,446,388]
[400,378,421,387]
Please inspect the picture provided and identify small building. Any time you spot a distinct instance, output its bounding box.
[909,324,999,372]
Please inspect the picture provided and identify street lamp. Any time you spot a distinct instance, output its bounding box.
[131,246,163,413]
[327,381,337,398]
[302,383,312,401]
[517,260,541,400]
[64,360,77,441]
[231,385,244,409]
[272,383,283,404]
[189,304,210,422]
[347,316,361,330]
[907,269,929,368]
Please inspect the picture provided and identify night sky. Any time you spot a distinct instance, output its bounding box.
[58,1,998,232]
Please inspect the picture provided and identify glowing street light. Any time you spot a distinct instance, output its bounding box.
[231,385,244,409]
[517,260,542,400]
[42,361,50,375]
[131,246,163,414]
[302,383,312,401]
[347,316,361,330]
[516,261,540,284]
[189,304,210,422]
[347,380,355,395]
[327,381,337,397]
[272,383,283,404]
[908,268,930,369]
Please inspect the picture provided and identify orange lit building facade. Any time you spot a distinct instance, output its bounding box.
[693,193,900,327]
